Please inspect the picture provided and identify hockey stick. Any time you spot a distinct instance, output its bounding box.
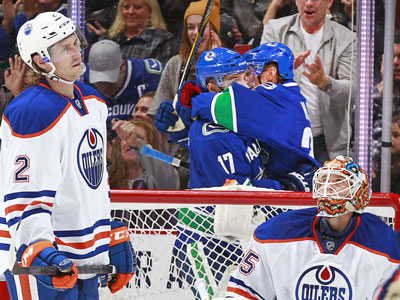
[141,145,190,169]
[168,0,215,132]
[12,261,116,276]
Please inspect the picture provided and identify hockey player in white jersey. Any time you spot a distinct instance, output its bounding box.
[227,156,400,300]
[0,12,136,300]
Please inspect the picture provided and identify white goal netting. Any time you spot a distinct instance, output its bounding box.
[99,188,400,300]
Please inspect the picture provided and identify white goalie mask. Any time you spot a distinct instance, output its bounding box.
[312,156,371,218]
[17,12,87,84]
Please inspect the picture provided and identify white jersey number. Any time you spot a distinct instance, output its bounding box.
[217,152,236,174]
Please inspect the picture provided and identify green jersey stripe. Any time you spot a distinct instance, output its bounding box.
[211,86,237,132]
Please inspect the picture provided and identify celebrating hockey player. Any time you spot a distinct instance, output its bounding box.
[0,12,136,300]
[189,48,286,189]
[226,156,400,299]
[158,42,320,191]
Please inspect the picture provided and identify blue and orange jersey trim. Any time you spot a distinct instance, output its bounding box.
[3,81,106,138]
[253,208,400,262]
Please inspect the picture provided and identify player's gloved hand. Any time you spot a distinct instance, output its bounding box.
[17,241,78,290]
[155,100,179,132]
[108,221,137,294]
[176,80,203,126]
[168,128,189,148]
[278,163,314,192]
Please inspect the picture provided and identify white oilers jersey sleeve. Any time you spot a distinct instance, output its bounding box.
[0,81,111,277]
[227,208,400,300]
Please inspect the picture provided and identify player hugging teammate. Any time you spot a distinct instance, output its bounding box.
[155,43,321,299]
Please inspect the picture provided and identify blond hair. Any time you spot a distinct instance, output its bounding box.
[108,0,167,38]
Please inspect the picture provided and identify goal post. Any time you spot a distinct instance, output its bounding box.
[100,190,400,300]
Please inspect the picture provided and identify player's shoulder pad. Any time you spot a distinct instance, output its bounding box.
[351,213,400,260]
[3,84,70,137]
[254,207,317,242]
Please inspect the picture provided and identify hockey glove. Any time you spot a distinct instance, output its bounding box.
[17,241,78,290]
[278,163,314,192]
[108,221,137,294]
[154,100,178,132]
[176,80,203,126]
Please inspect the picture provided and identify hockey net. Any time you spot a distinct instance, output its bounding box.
[99,188,400,300]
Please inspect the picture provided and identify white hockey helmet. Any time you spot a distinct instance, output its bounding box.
[313,155,371,218]
[17,12,87,82]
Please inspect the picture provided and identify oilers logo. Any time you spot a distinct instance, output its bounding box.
[295,265,353,300]
[24,23,33,35]
[77,128,104,189]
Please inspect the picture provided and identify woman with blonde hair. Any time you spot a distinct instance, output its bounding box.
[87,0,177,64]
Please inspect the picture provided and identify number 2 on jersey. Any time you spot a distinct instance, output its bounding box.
[217,152,236,174]
[14,155,30,182]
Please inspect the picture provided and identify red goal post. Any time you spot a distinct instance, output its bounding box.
[101,190,400,300]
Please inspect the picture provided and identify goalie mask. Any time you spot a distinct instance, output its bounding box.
[17,12,87,84]
[313,156,371,218]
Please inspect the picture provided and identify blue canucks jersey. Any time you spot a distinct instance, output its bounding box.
[191,81,320,178]
[189,120,282,189]
[101,58,162,127]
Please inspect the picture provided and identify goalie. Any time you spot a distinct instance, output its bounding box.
[226,156,400,299]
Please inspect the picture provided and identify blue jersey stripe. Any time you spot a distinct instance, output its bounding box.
[230,277,266,300]
[54,218,110,237]
[8,208,52,227]
[4,190,56,202]
[64,244,109,260]
[0,244,10,251]
[0,217,6,224]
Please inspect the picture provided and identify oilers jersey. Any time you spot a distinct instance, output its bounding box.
[189,120,282,190]
[227,208,400,300]
[191,81,320,178]
[0,80,111,278]
[104,58,162,127]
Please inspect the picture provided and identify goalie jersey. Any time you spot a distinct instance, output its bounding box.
[191,81,320,178]
[227,208,400,300]
[0,81,111,277]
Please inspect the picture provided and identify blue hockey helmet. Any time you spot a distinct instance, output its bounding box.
[196,47,248,89]
[243,42,294,80]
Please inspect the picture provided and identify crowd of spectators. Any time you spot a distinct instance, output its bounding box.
[0,0,399,193]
